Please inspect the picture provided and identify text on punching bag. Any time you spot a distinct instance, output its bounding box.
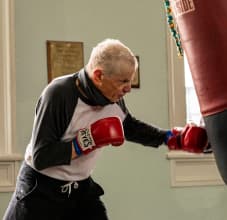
[171,0,195,17]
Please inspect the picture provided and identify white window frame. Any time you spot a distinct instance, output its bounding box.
[0,0,22,192]
[166,31,224,187]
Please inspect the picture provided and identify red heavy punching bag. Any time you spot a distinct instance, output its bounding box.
[169,0,227,115]
[166,0,227,183]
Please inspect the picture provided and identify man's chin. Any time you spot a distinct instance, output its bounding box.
[107,95,124,103]
[114,97,123,102]
[109,98,120,103]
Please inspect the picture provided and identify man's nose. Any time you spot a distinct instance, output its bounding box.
[123,83,131,93]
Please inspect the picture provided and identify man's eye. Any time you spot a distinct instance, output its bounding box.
[121,80,130,83]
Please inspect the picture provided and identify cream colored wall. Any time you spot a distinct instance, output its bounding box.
[1,0,227,219]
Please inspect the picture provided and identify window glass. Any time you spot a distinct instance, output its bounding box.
[184,55,202,125]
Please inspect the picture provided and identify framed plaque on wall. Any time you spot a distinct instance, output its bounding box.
[46,40,84,83]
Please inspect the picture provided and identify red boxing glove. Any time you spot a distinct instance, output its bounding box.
[167,127,183,150]
[167,124,208,153]
[73,117,124,155]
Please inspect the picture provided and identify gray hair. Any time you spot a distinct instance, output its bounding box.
[86,39,138,76]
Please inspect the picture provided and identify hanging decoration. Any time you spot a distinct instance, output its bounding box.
[163,0,183,57]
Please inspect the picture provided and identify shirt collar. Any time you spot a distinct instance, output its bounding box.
[77,68,113,106]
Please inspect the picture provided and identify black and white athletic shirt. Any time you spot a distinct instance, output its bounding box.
[25,69,167,181]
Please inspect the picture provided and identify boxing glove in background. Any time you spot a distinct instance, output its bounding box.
[73,117,124,155]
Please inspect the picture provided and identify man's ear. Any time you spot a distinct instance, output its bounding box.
[93,69,103,85]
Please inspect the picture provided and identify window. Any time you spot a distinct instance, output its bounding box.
[0,0,22,192]
[184,56,202,125]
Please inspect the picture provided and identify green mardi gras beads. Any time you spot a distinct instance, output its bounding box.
[164,0,183,57]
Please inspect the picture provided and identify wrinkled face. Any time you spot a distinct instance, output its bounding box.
[93,69,135,102]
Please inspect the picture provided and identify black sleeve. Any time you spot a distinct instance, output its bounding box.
[123,113,167,148]
[118,99,167,148]
[31,77,78,170]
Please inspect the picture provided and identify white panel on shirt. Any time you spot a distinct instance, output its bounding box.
[36,98,126,181]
